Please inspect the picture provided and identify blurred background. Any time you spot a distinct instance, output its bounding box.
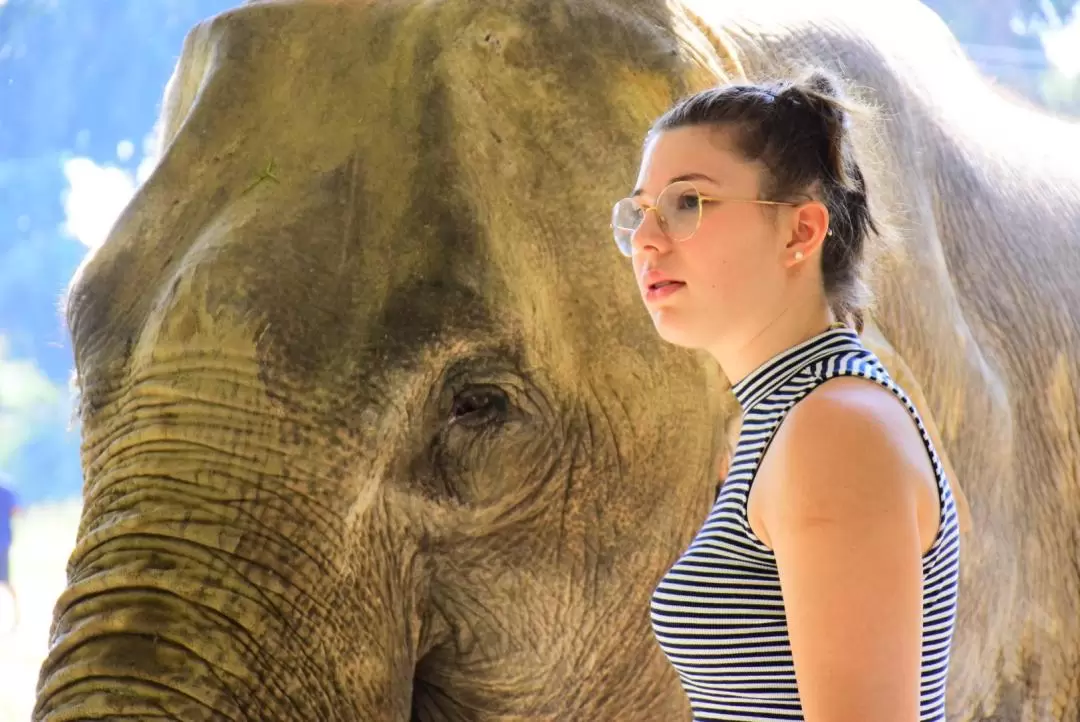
[0,0,1078,719]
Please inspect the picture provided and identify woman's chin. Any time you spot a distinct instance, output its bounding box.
[651,310,709,350]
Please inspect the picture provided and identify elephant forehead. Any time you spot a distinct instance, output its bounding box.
[67,0,719,404]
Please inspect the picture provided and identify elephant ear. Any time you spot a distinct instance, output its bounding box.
[861,320,974,536]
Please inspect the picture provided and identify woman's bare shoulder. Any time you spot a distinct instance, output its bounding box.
[763,374,938,528]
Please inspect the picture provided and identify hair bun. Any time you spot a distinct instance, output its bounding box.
[801,69,843,101]
[774,69,852,134]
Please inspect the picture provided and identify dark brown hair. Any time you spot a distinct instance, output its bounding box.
[647,69,879,332]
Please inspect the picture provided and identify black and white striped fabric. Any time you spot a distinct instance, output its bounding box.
[650,325,961,721]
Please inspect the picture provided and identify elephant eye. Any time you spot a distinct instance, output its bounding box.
[449,385,510,427]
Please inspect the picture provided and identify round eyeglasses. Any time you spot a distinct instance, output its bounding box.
[609,180,796,257]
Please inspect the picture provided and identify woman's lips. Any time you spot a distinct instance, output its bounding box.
[644,280,686,302]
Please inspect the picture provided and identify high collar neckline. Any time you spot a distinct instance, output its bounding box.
[731,324,863,411]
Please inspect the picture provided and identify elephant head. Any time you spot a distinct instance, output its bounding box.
[33,1,736,719]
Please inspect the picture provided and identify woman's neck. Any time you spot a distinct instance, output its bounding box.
[709,300,838,387]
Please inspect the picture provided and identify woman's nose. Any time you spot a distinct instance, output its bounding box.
[631,208,671,256]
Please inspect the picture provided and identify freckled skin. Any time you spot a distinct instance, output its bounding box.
[34,1,1080,721]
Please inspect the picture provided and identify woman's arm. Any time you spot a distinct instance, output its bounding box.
[758,376,939,722]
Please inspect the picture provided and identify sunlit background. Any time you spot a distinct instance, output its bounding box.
[0,0,1078,719]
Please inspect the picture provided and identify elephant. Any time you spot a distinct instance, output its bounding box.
[33,0,1080,720]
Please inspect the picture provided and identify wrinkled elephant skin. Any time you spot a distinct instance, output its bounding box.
[34,1,1080,721]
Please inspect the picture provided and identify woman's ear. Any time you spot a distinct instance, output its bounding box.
[785,200,830,267]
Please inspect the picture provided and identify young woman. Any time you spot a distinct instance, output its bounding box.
[610,71,961,721]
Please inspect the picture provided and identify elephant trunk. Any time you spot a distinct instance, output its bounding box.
[33,392,425,721]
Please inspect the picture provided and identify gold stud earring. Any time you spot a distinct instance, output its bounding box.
[794,251,804,262]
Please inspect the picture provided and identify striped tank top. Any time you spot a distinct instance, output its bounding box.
[650,325,961,721]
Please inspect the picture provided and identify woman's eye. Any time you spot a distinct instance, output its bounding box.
[676,194,701,210]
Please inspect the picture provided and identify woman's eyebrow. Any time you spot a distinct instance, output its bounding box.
[631,172,721,198]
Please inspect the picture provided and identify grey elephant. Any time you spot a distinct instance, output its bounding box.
[33,0,1080,720]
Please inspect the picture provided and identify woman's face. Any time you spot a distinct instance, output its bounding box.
[626,125,805,352]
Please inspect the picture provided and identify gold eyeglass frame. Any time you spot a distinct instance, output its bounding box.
[610,180,798,257]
